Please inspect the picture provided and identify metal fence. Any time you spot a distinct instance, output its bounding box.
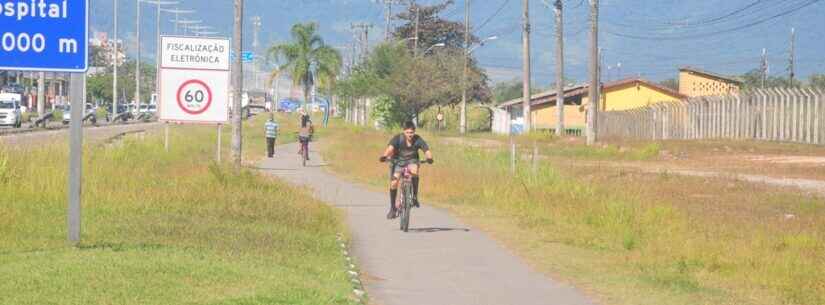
[597,88,824,145]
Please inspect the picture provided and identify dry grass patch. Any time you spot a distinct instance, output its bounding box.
[322,124,824,305]
[0,118,356,305]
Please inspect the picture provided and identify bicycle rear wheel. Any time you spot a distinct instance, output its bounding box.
[302,142,308,166]
[400,181,412,232]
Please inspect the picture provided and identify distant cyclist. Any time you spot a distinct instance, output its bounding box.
[297,108,313,159]
[379,121,433,219]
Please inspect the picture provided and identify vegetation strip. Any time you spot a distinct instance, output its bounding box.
[0,117,357,305]
[322,124,824,305]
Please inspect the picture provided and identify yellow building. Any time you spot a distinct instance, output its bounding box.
[679,66,742,97]
[498,78,686,132]
[597,78,687,111]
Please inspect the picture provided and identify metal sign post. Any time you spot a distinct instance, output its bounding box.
[68,72,85,245]
[217,124,222,162]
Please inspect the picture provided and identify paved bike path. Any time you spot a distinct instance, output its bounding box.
[259,143,595,305]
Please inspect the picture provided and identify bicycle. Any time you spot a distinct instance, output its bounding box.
[296,133,310,167]
[383,159,424,232]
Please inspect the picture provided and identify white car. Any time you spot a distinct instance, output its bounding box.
[0,99,22,128]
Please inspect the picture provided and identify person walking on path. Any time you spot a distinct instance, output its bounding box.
[265,115,279,158]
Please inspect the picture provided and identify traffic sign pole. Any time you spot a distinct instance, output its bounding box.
[217,124,222,162]
[165,122,170,151]
[68,72,85,246]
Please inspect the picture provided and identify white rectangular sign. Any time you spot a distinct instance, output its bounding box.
[159,36,230,124]
[161,36,230,70]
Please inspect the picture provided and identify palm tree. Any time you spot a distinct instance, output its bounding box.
[269,23,342,109]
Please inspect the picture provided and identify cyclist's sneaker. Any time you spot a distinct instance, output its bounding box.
[386,209,398,219]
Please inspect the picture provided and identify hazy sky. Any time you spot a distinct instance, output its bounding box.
[91,0,825,85]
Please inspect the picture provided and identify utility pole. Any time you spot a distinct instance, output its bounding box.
[37,72,45,116]
[135,0,141,107]
[522,0,532,132]
[554,0,565,137]
[384,0,401,41]
[789,27,796,86]
[350,22,372,126]
[163,8,195,35]
[231,0,244,167]
[586,0,599,146]
[155,1,161,107]
[761,48,768,89]
[352,23,373,62]
[413,2,420,55]
[113,0,119,117]
[252,16,262,91]
[460,0,469,134]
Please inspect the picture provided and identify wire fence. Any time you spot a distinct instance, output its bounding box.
[597,88,825,145]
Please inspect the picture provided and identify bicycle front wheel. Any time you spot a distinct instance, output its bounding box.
[302,142,308,166]
[400,181,412,232]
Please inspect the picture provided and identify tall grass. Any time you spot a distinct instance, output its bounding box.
[0,119,356,305]
[323,124,825,305]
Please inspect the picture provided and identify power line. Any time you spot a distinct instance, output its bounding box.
[605,0,821,40]
[475,0,511,33]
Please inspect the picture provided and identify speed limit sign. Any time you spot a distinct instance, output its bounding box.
[176,80,213,115]
[159,36,230,123]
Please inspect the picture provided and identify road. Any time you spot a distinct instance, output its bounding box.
[260,143,595,305]
[0,121,163,147]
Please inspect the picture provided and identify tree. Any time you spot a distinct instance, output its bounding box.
[337,42,485,127]
[740,69,802,89]
[84,59,155,107]
[89,45,110,67]
[269,23,342,107]
[659,78,679,91]
[810,74,825,89]
[394,1,474,50]
[392,0,490,104]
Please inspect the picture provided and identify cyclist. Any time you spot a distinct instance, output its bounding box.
[379,121,433,219]
[298,108,313,160]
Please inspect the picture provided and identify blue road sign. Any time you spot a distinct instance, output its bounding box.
[230,51,254,63]
[0,0,89,72]
[241,51,254,62]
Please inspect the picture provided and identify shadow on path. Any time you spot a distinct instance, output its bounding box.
[408,227,471,233]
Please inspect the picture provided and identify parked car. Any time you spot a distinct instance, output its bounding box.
[62,103,95,125]
[1,83,25,95]
[0,98,22,128]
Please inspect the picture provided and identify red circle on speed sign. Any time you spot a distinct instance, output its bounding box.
[176,79,213,115]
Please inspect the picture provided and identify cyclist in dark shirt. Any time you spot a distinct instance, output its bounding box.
[379,121,433,219]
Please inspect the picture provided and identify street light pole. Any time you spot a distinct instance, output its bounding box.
[460,35,498,135]
[113,0,119,117]
[135,0,141,109]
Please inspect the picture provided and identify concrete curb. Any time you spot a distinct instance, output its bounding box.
[337,232,367,305]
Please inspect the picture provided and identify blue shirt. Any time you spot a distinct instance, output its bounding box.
[265,121,279,138]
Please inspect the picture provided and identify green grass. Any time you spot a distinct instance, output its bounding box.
[0,117,357,305]
[322,123,825,305]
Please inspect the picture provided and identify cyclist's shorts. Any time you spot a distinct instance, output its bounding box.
[389,159,419,179]
[299,136,310,143]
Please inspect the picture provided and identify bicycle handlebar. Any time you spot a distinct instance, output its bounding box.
[380,157,433,165]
